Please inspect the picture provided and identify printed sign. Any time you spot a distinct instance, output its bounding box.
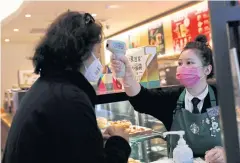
[127,54,148,82]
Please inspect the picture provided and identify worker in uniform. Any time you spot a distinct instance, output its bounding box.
[111,35,226,163]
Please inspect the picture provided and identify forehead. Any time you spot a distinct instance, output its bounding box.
[179,49,201,61]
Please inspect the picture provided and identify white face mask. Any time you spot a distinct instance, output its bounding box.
[84,53,103,83]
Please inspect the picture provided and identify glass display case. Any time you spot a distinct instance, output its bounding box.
[95,97,167,163]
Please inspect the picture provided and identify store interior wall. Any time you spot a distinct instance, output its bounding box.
[1,42,35,102]
[0,41,107,105]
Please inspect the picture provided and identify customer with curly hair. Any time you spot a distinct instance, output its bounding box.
[2,11,131,163]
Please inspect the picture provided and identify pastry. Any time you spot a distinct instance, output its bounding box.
[126,125,152,136]
[109,120,152,136]
[109,120,132,129]
[128,158,141,163]
[96,117,108,129]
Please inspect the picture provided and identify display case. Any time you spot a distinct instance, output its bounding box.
[95,98,167,163]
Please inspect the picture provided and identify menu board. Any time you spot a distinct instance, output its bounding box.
[148,22,165,55]
[171,5,210,52]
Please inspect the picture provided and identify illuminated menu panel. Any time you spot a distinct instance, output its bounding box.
[171,3,210,52]
[104,1,209,64]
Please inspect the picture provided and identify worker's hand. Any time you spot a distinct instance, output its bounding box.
[205,146,226,163]
[110,54,141,96]
[110,54,135,86]
[103,126,129,142]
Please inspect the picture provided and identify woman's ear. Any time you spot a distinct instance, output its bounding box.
[204,65,212,76]
[93,43,101,58]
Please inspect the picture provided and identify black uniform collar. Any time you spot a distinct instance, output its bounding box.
[40,70,97,105]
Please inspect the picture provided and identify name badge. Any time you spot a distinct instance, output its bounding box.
[206,106,219,118]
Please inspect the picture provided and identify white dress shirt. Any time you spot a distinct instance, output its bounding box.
[185,86,209,113]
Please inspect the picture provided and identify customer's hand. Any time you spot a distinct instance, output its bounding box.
[103,126,129,142]
[102,132,111,140]
[205,146,226,163]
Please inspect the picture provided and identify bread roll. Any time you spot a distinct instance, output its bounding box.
[97,117,108,129]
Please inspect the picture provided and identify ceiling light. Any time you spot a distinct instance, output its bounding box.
[13,28,19,32]
[4,39,10,42]
[91,13,97,17]
[25,14,31,18]
[106,5,120,9]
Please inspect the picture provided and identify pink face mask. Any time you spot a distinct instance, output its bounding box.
[176,66,201,87]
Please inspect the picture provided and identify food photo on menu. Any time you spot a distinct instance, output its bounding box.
[148,22,165,55]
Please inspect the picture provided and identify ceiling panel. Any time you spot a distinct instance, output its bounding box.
[1,1,193,44]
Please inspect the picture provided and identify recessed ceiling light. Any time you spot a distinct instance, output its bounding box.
[106,5,120,9]
[13,28,19,32]
[91,13,97,17]
[4,39,10,42]
[25,14,31,18]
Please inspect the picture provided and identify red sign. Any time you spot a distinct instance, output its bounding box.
[171,6,211,52]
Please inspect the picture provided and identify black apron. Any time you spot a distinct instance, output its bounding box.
[168,85,222,158]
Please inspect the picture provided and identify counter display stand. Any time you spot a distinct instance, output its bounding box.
[96,99,168,163]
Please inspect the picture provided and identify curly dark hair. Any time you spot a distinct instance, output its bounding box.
[31,11,103,74]
[182,34,214,79]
